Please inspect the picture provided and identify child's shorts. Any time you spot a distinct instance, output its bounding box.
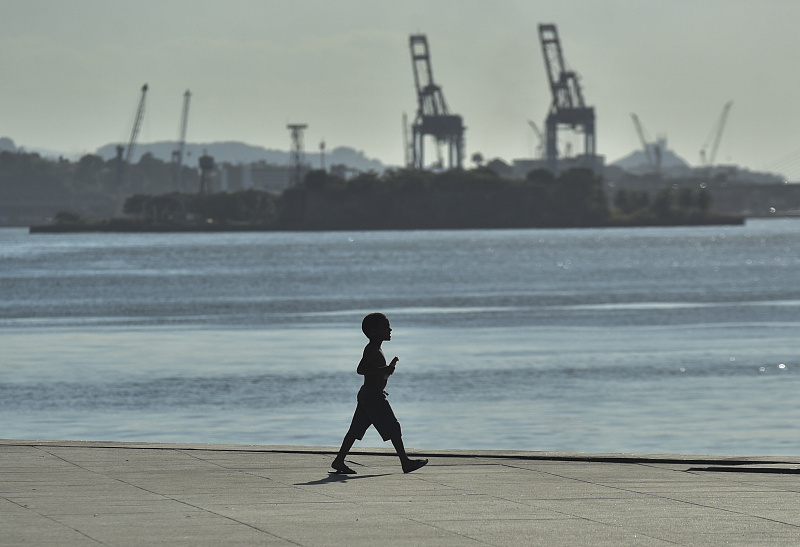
[346,386,402,441]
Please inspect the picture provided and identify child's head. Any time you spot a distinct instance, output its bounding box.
[362,312,390,340]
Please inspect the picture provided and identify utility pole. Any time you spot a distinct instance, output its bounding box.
[287,124,308,186]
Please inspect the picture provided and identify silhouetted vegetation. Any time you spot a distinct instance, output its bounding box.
[1,149,202,224]
[281,166,612,229]
[612,186,714,224]
[123,190,277,225]
[17,149,740,232]
[0,149,199,200]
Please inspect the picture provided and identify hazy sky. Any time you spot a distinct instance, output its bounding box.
[3,0,800,177]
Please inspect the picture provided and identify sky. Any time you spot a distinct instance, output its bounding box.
[3,0,800,178]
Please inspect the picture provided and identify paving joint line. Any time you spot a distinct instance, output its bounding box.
[34,446,304,546]
[6,440,798,466]
[3,475,107,545]
[181,449,348,502]
[503,460,800,531]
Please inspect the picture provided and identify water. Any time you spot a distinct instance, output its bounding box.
[1,220,798,455]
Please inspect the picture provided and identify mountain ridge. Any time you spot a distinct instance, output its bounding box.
[94,141,389,172]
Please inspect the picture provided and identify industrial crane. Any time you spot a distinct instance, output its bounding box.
[125,83,148,165]
[630,113,661,175]
[538,24,595,173]
[114,83,149,187]
[171,90,191,188]
[700,101,733,167]
[527,120,545,159]
[408,34,465,170]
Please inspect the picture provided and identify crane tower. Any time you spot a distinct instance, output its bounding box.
[171,90,191,188]
[114,83,149,188]
[538,24,596,173]
[287,124,308,186]
[408,34,465,170]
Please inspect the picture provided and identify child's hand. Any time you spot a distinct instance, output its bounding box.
[390,357,399,367]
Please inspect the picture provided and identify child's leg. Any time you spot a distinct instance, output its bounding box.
[390,436,410,463]
[332,402,370,473]
[391,436,428,473]
[334,432,357,464]
[331,432,358,474]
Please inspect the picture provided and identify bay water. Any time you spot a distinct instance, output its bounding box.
[1,220,798,455]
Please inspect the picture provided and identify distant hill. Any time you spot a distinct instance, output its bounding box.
[611,140,693,177]
[94,141,389,173]
[0,137,72,160]
[0,137,16,152]
[611,142,785,184]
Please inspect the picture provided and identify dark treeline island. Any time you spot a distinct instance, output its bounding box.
[2,148,201,224]
[28,160,742,232]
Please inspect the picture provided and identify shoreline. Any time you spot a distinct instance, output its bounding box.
[28,214,745,233]
[1,438,796,464]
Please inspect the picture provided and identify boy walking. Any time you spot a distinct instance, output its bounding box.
[332,313,428,474]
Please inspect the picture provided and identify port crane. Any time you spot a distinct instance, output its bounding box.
[527,120,545,159]
[408,34,465,170]
[700,101,733,167]
[538,24,595,173]
[630,113,662,175]
[171,90,191,188]
[115,83,149,187]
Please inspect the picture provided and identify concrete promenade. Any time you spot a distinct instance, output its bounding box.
[2,440,799,546]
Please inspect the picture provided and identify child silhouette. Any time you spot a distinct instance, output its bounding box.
[332,313,428,474]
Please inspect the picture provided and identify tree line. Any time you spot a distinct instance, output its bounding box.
[0,149,199,201]
[3,148,726,230]
[104,167,722,230]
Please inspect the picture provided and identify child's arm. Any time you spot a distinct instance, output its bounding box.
[357,347,398,376]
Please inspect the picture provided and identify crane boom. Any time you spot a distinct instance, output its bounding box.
[630,113,654,169]
[527,120,543,141]
[125,83,148,165]
[700,101,733,167]
[708,101,732,166]
[115,83,148,189]
[410,35,449,117]
[172,90,191,186]
[527,120,544,158]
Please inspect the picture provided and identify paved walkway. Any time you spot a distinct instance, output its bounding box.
[2,439,799,546]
